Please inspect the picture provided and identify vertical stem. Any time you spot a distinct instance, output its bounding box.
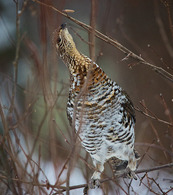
[167,0,173,41]
[9,0,20,114]
[3,2,21,192]
[89,0,97,62]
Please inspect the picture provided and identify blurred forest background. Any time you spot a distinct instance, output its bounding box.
[0,0,173,194]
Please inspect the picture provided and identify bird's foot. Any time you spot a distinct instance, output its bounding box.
[126,169,137,180]
[89,178,100,189]
[114,168,137,180]
[89,168,102,189]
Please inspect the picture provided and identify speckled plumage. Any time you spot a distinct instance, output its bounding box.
[54,24,139,188]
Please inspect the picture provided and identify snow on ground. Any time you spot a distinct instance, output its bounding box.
[39,161,173,195]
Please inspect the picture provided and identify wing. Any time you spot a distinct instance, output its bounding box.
[105,88,136,146]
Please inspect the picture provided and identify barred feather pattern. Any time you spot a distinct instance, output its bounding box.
[54,24,139,187]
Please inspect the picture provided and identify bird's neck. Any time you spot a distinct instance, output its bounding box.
[61,48,95,78]
[59,44,105,92]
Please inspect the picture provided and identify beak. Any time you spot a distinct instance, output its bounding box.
[60,23,67,30]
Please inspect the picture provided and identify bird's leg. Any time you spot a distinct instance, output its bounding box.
[112,157,137,180]
[124,167,137,180]
[113,167,137,180]
[126,157,137,179]
[89,160,104,189]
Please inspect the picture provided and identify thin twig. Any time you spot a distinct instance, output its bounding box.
[154,0,173,58]
[140,100,168,159]
[1,162,172,193]
[135,163,173,174]
[32,0,173,83]
[135,106,173,127]
[89,0,97,61]
[9,0,20,113]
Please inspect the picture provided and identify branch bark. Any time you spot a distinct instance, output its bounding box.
[33,0,173,83]
[89,0,97,61]
[0,162,172,193]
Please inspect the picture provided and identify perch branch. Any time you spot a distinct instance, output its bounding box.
[32,0,173,83]
[0,162,172,193]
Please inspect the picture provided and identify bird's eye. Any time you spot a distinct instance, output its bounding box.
[57,38,61,43]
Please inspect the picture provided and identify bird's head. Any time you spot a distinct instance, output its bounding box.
[53,23,77,58]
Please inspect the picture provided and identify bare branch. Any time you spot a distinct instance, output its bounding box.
[1,163,172,193]
[154,0,173,58]
[32,0,173,83]
[89,0,97,61]
[135,106,173,127]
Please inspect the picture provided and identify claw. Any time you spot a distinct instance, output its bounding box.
[114,168,137,180]
[89,178,100,189]
[127,170,137,180]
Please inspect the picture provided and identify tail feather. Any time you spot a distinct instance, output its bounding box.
[108,149,140,177]
[108,157,128,173]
